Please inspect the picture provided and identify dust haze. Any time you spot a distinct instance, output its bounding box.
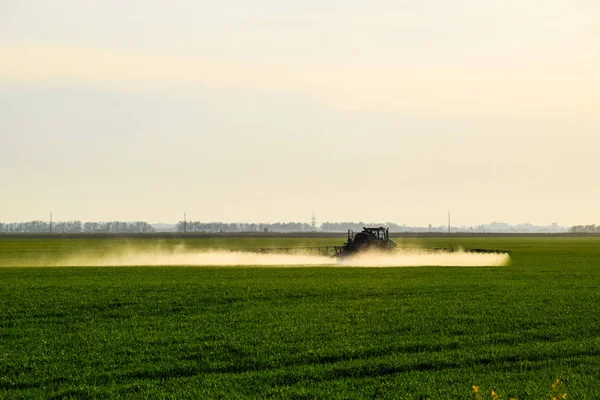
[15,246,510,267]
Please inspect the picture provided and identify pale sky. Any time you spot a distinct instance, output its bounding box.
[1,0,599,226]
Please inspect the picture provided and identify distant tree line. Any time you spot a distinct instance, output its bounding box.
[0,221,155,233]
[176,221,314,233]
[176,221,444,233]
[570,225,600,233]
[319,222,446,233]
[320,222,567,233]
[0,220,572,234]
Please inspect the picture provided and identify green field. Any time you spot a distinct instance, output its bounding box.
[0,236,599,399]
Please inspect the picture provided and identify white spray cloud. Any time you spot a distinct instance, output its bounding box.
[13,246,510,267]
[338,249,510,267]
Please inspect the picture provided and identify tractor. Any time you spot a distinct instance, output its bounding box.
[334,227,397,258]
[244,226,510,258]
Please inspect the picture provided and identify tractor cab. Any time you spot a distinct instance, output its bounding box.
[348,227,393,243]
[338,226,396,257]
[363,227,390,242]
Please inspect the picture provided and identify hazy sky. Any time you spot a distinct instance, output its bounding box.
[1,0,598,226]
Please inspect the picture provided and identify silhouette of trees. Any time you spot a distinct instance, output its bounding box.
[0,221,154,233]
[570,225,600,233]
[176,221,313,233]
[0,220,575,234]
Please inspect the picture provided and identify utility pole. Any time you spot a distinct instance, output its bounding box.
[311,212,316,232]
[184,212,187,234]
[49,212,53,234]
[448,210,451,234]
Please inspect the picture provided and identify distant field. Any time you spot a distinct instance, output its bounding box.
[1,237,599,398]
